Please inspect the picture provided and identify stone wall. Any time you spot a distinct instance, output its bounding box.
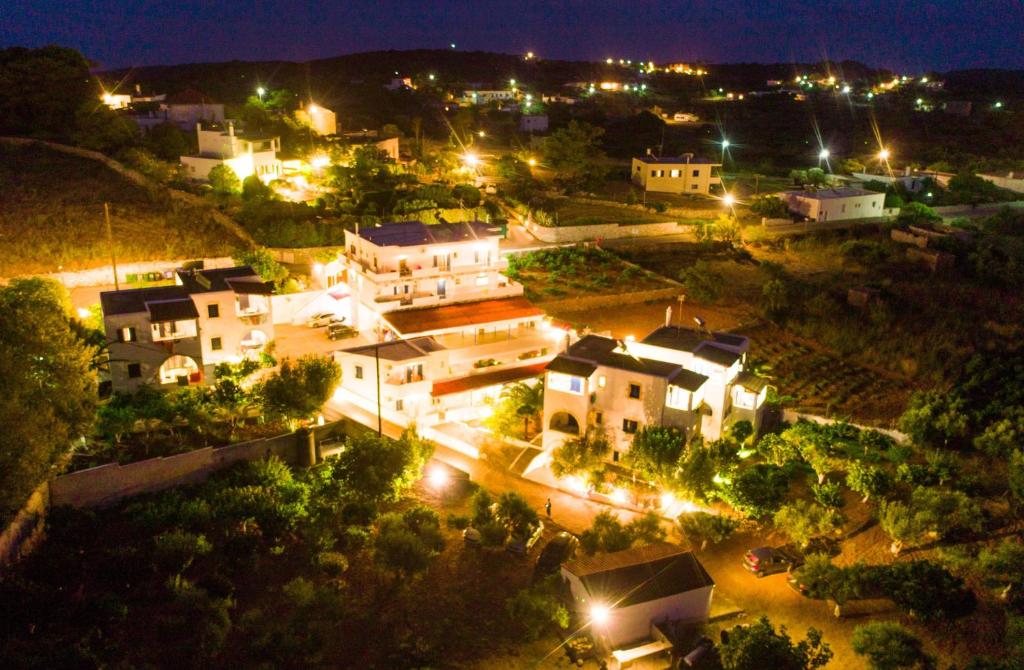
[782,409,908,443]
[34,256,236,288]
[527,220,683,243]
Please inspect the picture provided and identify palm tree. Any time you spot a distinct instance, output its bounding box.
[499,379,544,439]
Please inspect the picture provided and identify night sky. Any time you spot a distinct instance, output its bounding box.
[4,0,1023,72]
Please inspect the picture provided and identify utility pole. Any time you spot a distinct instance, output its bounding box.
[375,344,382,436]
[104,202,120,290]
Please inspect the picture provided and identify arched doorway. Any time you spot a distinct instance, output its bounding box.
[548,411,580,435]
[159,355,201,385]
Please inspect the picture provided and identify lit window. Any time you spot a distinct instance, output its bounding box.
[598,375,606,388]
[118,326,136,342]
[670,169,680,178]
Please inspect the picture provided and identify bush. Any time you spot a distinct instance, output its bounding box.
[852,622,932,670]
[446,513,470,530]
[152,529,212,574]
[717,464,789,518]
[679,261,723,303]
[314,551,349,577]
[811,481,845,509]
[678,512,738,550]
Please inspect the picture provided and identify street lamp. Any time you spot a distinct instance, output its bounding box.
[463,153,479,168]
[427,465,449,490]
[477,130,485,138]
[877,148,891,161]
[722,193,735,207]
[528,157,537,166]
[819,148,830,160]
[510,78,516,87]
[721,139,730,149]
[590,604,610,627]
[256,86,265,100]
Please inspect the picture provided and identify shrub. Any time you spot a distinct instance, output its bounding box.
[678,512,738,550]
[152,529,212,575]
[446,513,470,530]
[812,481,845,509]
[679,260,723,303]
[717,464,789,518]
[314,551,349,577]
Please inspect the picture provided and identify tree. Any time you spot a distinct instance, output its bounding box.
[260,355,340,420]
[675,441,717,502]
[717,464,789,518]
[505,576,569,641]
[208,164,241,194]
[233,248,289,287]
[897,202,942,227]
[0,279,98,522]
[794,553,843,601]
[551,428,610,478]
[374,507,445,579]
[0,46,95,139]
[882,560,976,621]
[976,538,1024,602]
[626,426,686,486]
[1009,450,1024,510]
[145,122,190,161]
[542,120,608,191]
[773,500,843,548]
[242,175,275,201]
[750,195,790,219]
[911,486,983,539]
[678,512,738,550]
[495,491,539,538]
[718,616,832,670]
[679,261,723,303]
[324,429,432,505]
[846,462,892,503]
[580,511,634,555]
[852,622,933,670]
[627,512,667,545]
[761,278,792,322]
[878,500,928,556]
[757,433,801,466]
[485,379,544,440]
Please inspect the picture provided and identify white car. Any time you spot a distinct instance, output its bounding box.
[306,312,341,328]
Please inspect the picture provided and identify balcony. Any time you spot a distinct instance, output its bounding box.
[151,319,198,342]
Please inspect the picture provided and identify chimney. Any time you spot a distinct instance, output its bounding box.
[683,152,694,164]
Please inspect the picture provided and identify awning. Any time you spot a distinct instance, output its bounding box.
[431,362,547,397]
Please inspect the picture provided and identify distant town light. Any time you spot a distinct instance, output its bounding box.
[510,78,516,86]
[842,85,851,94]
[721,139,730,149]
[526,51,534,60]
[606,58,613,64]
[878,148,891,161]
[867,92,874,99]
[450,43,456,49]
[590,604,611,626]
[819,148,830,159]
[477,130,485,137]
[528,157,537,166]
[994,101,1003,108]
[916,98,923,105]
[428,74,435,81]
[256,87,265,99]
[921,77,929,83]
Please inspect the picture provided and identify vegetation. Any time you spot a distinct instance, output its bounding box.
[852,622,933,670]
[718,616,832,670]
[505,245,671,301]
[678,512,738,550]
[484,380,544,440]
[260,355,341,421]
[579,510,666,555]
[551,428,610,479]
[0,279,99,522]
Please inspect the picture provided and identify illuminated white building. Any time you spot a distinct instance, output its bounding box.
[332,220,564,426]
[180,121,282,183]
[101,267,275,392]
[542,325,767,459]
[295,103,337,136]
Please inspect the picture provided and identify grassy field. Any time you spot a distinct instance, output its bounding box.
[548,197,673,226]
[0,143,247,276]
[507,246,677,302]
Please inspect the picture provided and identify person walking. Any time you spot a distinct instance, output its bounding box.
[545,498,552,518]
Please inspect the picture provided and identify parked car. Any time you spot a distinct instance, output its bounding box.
[535,532,579,575]
[506,521,544,557]
[327,323,357,340]
[742,545,804,577]
[306,312,341,328]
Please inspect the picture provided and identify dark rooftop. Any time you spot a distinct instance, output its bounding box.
[785,187,879,199]
[177,266,262,293]
[546,356,598,378]
[432,362,547,396]
[565,335,681,378]
[100,285,189,316]
[564,544,714,608]
[734,371,769,393]
[146,298,199,323]
[342,337,446,361]
[642,326,748,354]
[358,220,501,247]
[668,368,709,392]
[166,88,217,105]
[634,156,720,165]
[694,342,741,367]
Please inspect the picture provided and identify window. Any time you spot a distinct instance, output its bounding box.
[207,304,219,318]
[692,169,700,177]
[211,337,222,351]
[613,450,620,462]
[595,411,603,424]
[549,372,584,395]
[396,399,404,411]
[670,169,680,178]
[628,383,641,399]
[355,365,364,380]
[118,326,137,342]
[691,184,699,190]
[598,375,606,388]
[127,362,141,378]
[650,169,657,177]
[622,419,638,434]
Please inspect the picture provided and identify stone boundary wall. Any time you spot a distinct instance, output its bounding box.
[29,256,236,288]
[782,409,908,443]
[49,420,354,510]
[931,201,1024,216]
[528,221,683,243]
[537,286,683,313]
[269,246,344,267]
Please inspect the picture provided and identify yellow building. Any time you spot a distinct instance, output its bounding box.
[631,155,721,195]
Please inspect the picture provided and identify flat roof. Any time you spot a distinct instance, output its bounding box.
[382,297,544,336]
[668,368,709,392]
[341,336,446,362]
[146,298,199,322]
[358,220,500,247]
[546,356,599,378]
[634,156,720,165]
[101,285,189,316]
[432,362,547,396]
[785,187,880,199]
[564,544,714,608]
[694,342,741,367]
[177,266,261,293]
[642,326,748,353]
[564,335,682,378]
[734,371,769,393]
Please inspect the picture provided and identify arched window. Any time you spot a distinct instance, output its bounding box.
[548,411,580,435]
[159,355,200,385]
